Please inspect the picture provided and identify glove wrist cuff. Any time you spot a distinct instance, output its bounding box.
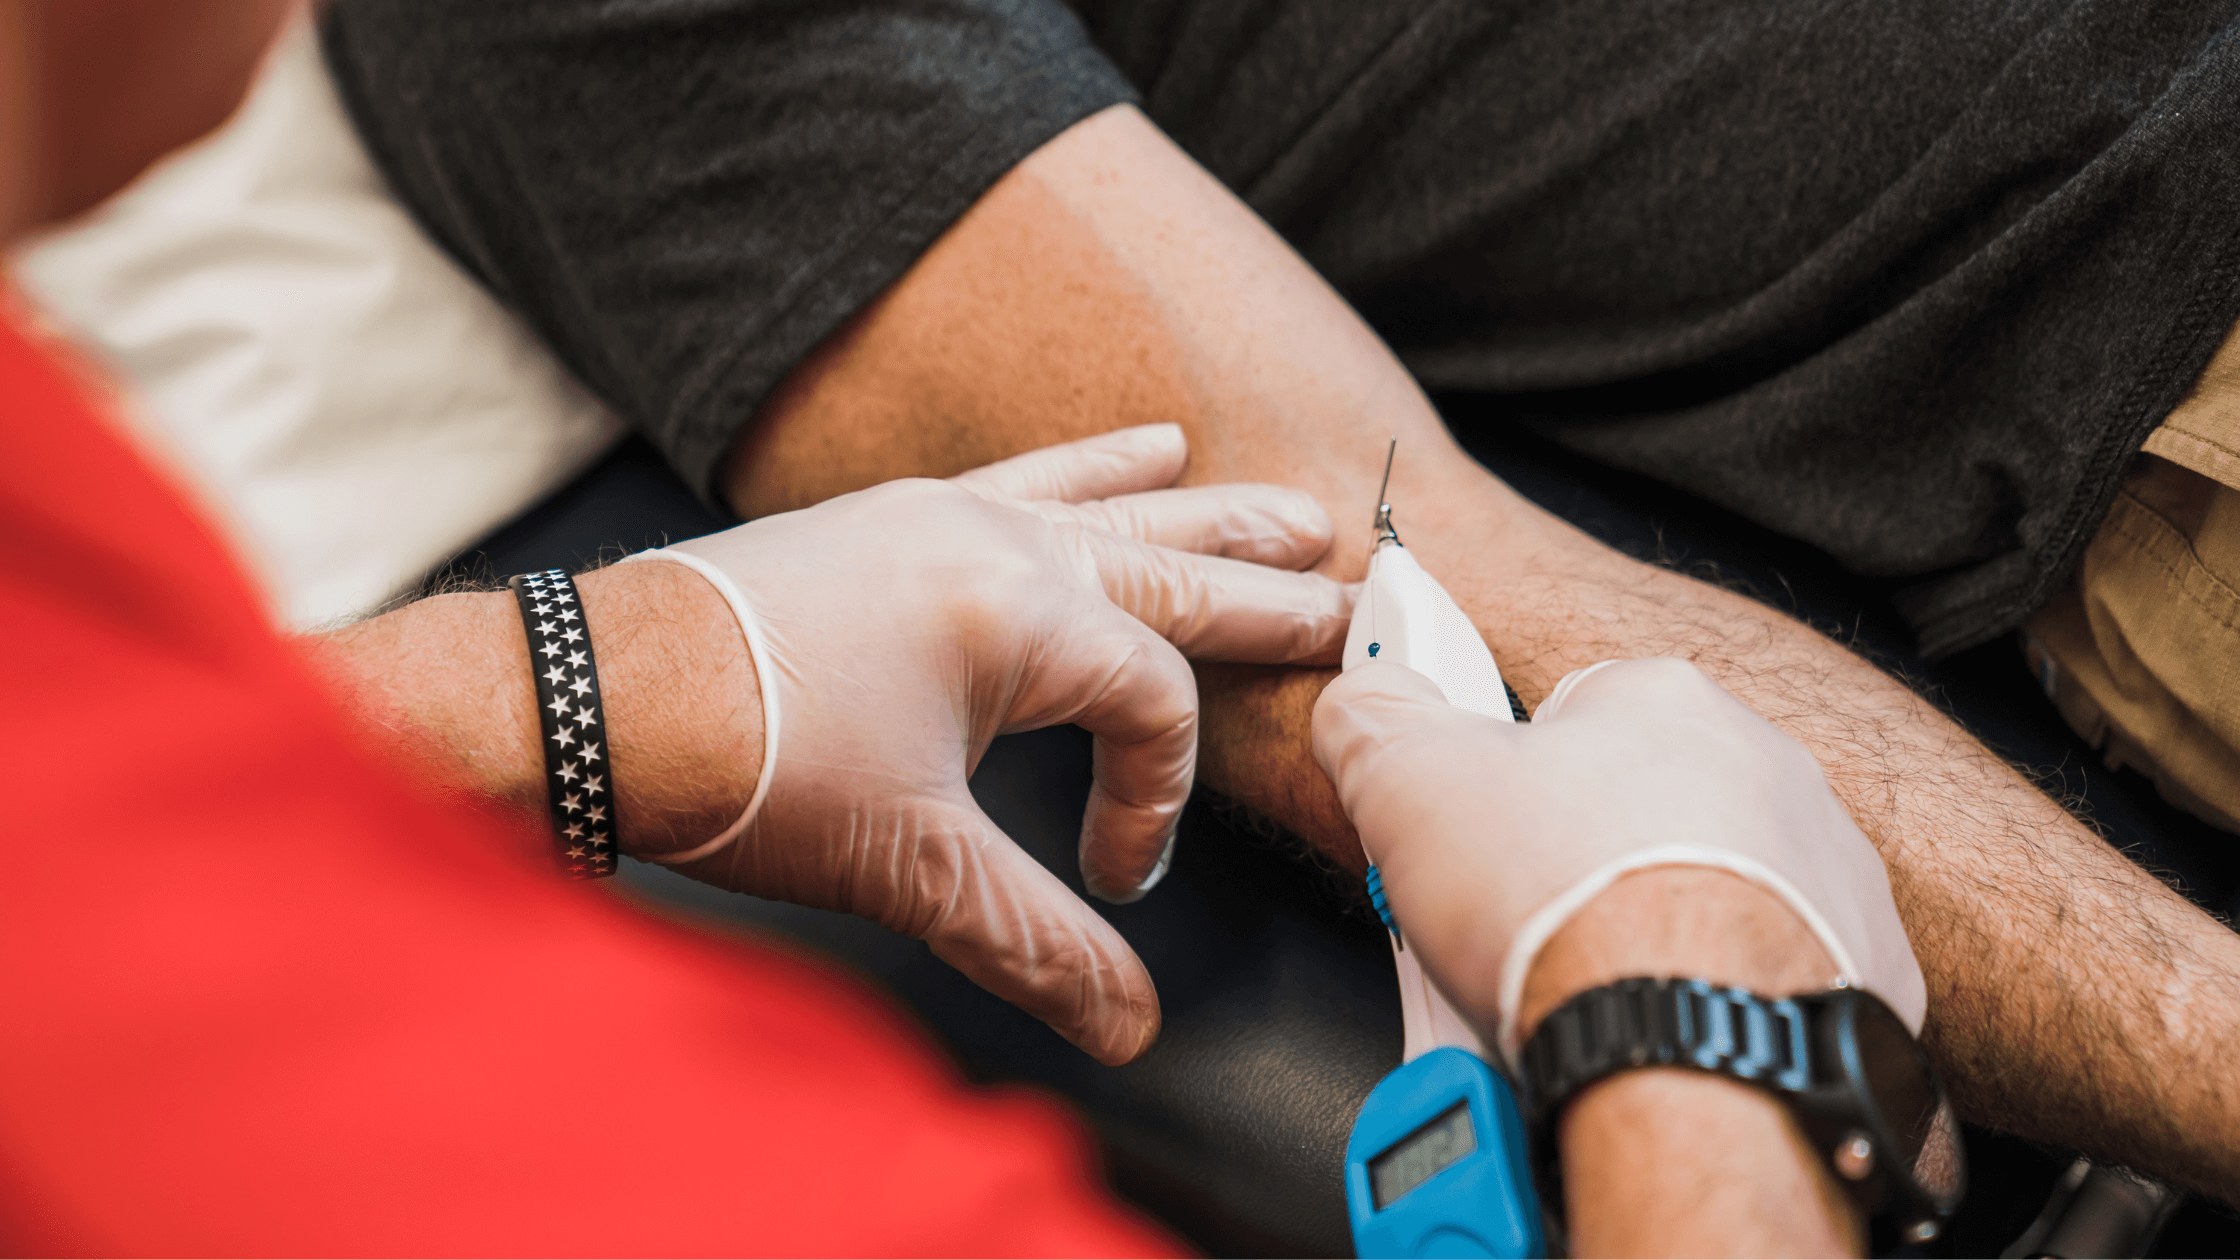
[621,548,782,865]
[1494,848,1864,1069]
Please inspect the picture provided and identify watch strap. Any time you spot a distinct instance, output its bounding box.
[1519,978,1957,1249]
[1521,977,1813,1109]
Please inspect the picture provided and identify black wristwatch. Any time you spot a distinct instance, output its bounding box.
[1519,978,1964,1251]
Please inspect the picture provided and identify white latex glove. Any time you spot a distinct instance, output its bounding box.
[1313,656,1926,1067]
[634,425,1353,1064]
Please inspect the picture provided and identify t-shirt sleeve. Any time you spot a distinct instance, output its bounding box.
[0,307,1180,1258]
[318,0,1137,501]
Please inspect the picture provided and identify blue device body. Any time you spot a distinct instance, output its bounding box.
[1345,1047,1543,1259]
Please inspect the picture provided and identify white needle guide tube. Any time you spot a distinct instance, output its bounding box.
[1341,441,1517,1064]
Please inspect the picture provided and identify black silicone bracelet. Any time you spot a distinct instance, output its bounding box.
[509,570,617,879]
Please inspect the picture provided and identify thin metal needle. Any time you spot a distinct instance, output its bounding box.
[1365,437,1399,657]
[1373,437,1400,545]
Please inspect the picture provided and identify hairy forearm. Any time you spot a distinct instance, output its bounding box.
[1355,512,2240,1192]
[309,562,760,858]
[1563,1068,1855,1258]
[727,105,2240,1198]
[1463,538,2240,1199]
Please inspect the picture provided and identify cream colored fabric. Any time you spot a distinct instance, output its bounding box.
[9,23,622,629]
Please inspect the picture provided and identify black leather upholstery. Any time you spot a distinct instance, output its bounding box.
[439,420,2240,1257]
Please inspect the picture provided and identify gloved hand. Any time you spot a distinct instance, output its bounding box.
[1313,657,1926,1065]
[635,424,1353,1064]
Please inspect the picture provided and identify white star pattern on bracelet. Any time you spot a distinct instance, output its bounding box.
[512,569,616,879]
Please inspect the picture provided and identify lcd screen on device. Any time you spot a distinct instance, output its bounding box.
[1369,1101,1477,1209]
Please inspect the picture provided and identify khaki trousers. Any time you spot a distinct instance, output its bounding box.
[2028,323,2240,832]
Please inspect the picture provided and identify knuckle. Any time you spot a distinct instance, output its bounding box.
[864,476,968,515]
[1100,633,1197,723]
[1613,655,1722,703]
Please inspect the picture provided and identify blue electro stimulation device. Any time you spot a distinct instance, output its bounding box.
[1346,1048,1539,1259]
[1340,444,1543,1259]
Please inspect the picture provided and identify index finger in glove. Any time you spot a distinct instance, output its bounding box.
[949,423,1187,503]
[1007,483,1333,568]
[1071,525,1355,666]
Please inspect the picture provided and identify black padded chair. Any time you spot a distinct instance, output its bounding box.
[436,409,2240,1257]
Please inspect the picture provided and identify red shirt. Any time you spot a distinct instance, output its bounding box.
[0,303,1179,1258]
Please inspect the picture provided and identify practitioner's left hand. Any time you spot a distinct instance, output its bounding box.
[638,425,1354,1064]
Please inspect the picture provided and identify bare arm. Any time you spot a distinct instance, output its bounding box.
[311,562,761,858]
[726,104,2240,1200]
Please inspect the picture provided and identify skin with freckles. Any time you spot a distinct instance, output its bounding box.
[724,103,2240,1206]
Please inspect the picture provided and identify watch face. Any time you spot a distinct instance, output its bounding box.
[1847,994,1963,1207]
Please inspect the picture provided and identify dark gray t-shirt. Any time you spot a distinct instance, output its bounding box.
[322,0,2240,656]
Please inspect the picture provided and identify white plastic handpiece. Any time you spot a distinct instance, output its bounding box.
[1342,537,1514,1064]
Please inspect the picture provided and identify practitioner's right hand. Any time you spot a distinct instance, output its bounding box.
[1313,656,1927,1064]
[638,425,1353,1064]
